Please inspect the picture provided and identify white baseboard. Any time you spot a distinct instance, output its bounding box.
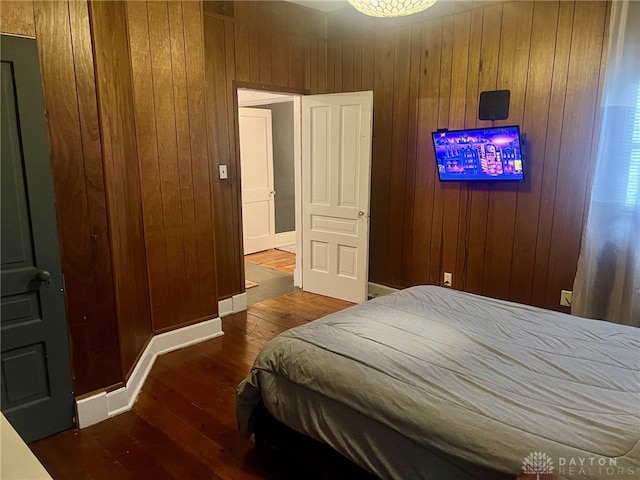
[217,292,248,318]
[218,297,233,317]
[76,316,223,429]
[274,231,295,248]
[232,292,247,312]
[368,282,401,298]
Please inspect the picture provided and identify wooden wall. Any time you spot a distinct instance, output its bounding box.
[1,1,123,395]
[123,1,218,333]
[203,0,610,312]
[89,0,154,377]
[2,0,609,395]
[2,1,217,395]
[326,0,609,311]
[0,1,35,36]
[203,1,327,298]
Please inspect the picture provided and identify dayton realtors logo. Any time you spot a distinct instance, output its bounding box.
[522,451,555,479]
[522,452,636,478]
[557,456,635,477]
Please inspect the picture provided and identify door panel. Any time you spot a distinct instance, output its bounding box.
[310,106,330,205]
[302,92,373,303]
[239,107,276,254]
[1,35,75,442]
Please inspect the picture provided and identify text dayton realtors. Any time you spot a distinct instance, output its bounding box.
[557,456,635,477]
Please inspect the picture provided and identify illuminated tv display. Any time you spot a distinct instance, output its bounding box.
[431,126,524,181]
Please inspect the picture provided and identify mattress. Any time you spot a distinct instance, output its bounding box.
[237,286,640,479]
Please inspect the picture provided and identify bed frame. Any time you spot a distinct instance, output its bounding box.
[253,402,377,479]
[253,402,515,480]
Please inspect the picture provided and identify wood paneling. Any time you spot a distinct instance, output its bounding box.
[481,1,533,299]
[368,29,395,282]
[205,14,240,300]
[508,1,562,305]
[327,0,609,311]
[89,0,153,377]
[5,0,217,394]
[203,1,327,299]
[182,1,219,327]
[386,27,412,286]
[543,1,608,308]
[411,21,442,286]
[126,1,218,332]
[29,0,121,395]
[7,0,608,396]
[530,0,577,308]
[0,1,35,37]
[68,0,122,389]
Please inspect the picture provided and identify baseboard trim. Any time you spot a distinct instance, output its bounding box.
[274,231,295,248]
[218,292,248,318]
[218,297,233,317]
[232,292,248,313]
[368,282,401,298]
[76,317,223,428]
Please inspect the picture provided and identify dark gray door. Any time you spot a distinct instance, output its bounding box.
[1,35,75,442]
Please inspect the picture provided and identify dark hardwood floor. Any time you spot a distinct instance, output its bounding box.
[30,291,353,479]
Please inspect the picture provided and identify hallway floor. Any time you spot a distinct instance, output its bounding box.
[244,249,296,306]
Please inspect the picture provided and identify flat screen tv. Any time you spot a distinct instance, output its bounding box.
[431,125,524,181]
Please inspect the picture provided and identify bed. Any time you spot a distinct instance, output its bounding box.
[237,286,640,479]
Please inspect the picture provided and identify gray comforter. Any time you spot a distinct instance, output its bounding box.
[237,286,640,479]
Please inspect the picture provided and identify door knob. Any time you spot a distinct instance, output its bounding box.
[36,270,51,281]
[358,211,365,217]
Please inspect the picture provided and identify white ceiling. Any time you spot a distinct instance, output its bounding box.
[285,0,348,13]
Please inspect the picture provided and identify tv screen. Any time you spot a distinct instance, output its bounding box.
[431,126,524,181]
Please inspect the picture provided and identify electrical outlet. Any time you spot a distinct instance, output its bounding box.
[560,290,572,307]
[443,272,452,287]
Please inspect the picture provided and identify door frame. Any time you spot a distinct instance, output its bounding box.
[233,81,308,289]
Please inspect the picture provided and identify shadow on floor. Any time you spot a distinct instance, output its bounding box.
[245,262,296,305]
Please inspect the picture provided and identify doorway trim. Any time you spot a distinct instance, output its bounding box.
[233,81,308,291]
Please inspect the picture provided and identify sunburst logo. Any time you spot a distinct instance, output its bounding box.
[522,451,555,480]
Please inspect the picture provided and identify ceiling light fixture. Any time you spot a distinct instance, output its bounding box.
[347,0,437,17]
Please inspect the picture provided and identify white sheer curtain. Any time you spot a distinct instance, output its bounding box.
[573,0,640,327]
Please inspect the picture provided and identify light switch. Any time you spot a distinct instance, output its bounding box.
[219,165,228,179]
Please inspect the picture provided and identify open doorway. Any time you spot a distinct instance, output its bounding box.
[237,88,302,305]
[236,88,374,305]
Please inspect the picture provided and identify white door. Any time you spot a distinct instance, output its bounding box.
[302,92,373,303]
[239,107,276,254]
